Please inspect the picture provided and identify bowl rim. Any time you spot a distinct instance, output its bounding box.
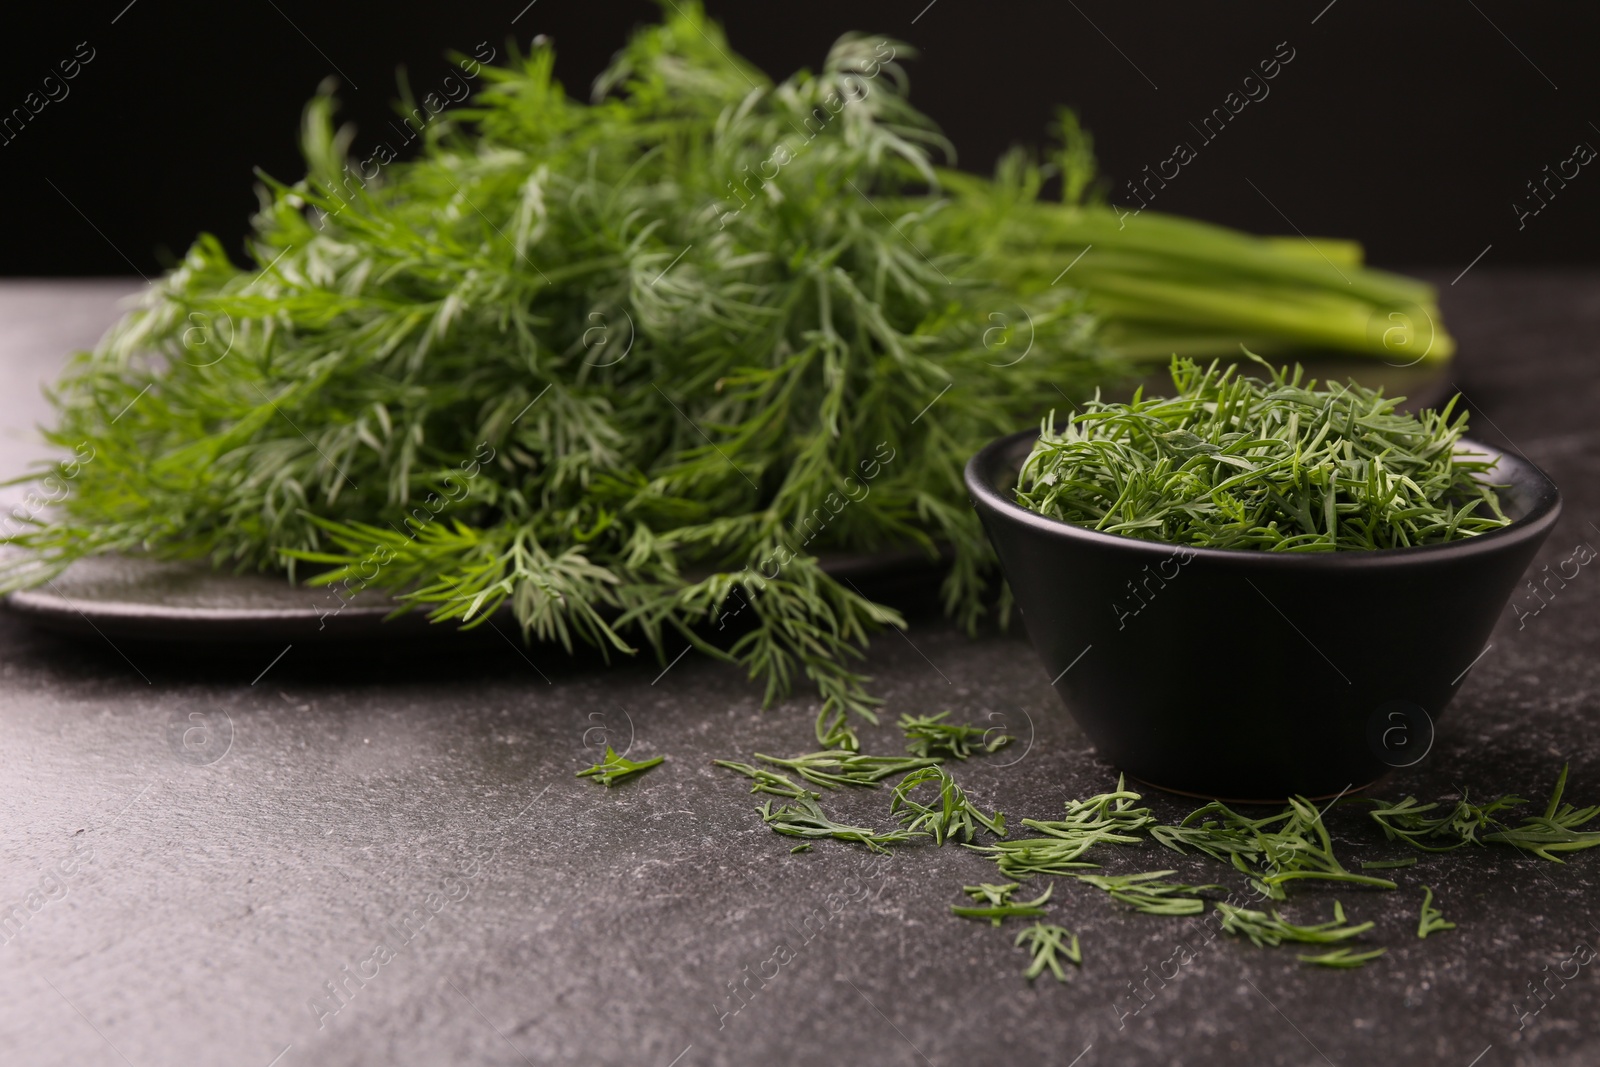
[966,428,1564,568]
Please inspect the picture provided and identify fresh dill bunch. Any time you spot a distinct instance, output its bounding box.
[890,764,1006,845]
[4,2,1114,743]
[1072,871,1223,916]
[951,883,1052,926]
[1215,900,1373,949]
[1416,886,1455,939]
[758,795,915,853]
[1016,355,1511,551]
[1014,922,1081,982]
[1296,947,1387,969]
[576,747,664,786]
[898,711,1010,759]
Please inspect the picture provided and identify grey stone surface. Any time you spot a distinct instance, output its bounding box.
[0,274,1597,1067]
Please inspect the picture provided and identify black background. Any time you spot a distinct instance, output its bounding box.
[2,1,1595,276]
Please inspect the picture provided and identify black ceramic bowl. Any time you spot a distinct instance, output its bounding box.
[967,430,1562,800]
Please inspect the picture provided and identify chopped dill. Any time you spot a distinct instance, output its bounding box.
[1072,871,1224,916]
[575,747,663,786]
[754,750,942,790]
[1015,923,1082,982]
[712,759,812,799]
[1416,886,1455,938]
[758,795,915,853]
[1215,900,1373,949]
[1296,947,1387,968]
[951,884,1053,926]
[1016,356,1510,551]
[898,712,1011,759]
[891,765,1006,845]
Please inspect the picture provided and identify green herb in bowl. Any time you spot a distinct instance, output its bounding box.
[1014,355,1510,551]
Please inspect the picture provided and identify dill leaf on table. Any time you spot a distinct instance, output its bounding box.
[576,747,664,786]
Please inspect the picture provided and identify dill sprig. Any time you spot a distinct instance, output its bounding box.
[898,711,1010,759]
[754,750,941,790]
[758,795,915,853]
[890,765,1006,845]
[1014,922,1082,982]
[1215,900,1373,949]
[712,759,811,799]
[576,747,664,786]
[1416,886,1455,939]
[3,3,1116,743]
[971,775,1150,877]
[1364,794,1526,851]
[951,884,1052,926]
[1483,764,1600,861]
[1153,796,1396,899]
[1296,947,1387,968]
[963,882,1023,906]
[1072,870,1224,916]
[1016,355,1510,551]
[1365,764,1599,861]
[1250,796,1399,898]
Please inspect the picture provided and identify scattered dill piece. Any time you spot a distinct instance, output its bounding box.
[1360,857,1419,870]
[898,712,1010,759]
[712,759,812,799]
[1416,886,1455,939]
[1151,819,1266,873]
[1216,900,1373,949]
[816,707,863,754]
[754,750,942,790]
[1072,871,1224,916]
[791,844,812,854]
[1364,765,1599,862]
[891,765,1006,845]
[1365,793,1526,852]
[1054,775,1154,832]
[758,795,915,853]
[1249,796,1398,898]
[1015,922,1082,982]
[575,747,664,786]
[970,839,1104,878]
[1297,947,1388,969]
[963,883,1022,906]
[1482,764,1600,862]
[952,884,1053,927]
[1155,795,1394,898]
[1015,355,1510,551]
[974,775,1150,877]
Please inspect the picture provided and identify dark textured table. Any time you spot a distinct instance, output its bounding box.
[1,274,1596,1067]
